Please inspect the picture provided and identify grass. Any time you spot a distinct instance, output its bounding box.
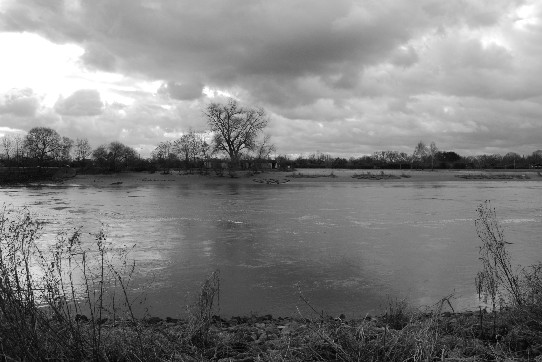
[1,203,542,360]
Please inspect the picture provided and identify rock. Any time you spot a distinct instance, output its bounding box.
[145,316,163,324]
[280,326,291,336]
[75,314,89,323]
[256,332,267,344]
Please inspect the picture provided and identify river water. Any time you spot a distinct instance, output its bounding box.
[1,177,541,318]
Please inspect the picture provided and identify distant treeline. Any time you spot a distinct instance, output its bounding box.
[277,147,542,170]
[2,127,541,173]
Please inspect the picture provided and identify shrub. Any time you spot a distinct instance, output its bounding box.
[0,206,145,360]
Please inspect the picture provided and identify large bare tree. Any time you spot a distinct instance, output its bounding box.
[24,127,63,166]
[173,130,204,165]
[204,99,269,167]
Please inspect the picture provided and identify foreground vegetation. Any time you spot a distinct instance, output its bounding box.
[0,202,541,361]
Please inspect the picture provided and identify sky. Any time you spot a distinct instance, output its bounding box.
[0,0,541,158]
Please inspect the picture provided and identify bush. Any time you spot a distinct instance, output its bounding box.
[0,206,149,360]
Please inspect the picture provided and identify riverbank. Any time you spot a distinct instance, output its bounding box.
[44,305,542,361]
[63,169,542,187]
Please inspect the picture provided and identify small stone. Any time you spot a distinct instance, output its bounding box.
[256,332,267,344]
[280,327,291,336]
[145,316,162,324]
[75,314,89,323]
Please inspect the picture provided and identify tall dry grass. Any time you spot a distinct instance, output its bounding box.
[0,206,170,360]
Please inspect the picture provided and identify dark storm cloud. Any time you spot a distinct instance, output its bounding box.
[54,89,104,116]
[80,42,117,72]
[1,0,540,155]
[1,0,519,107]
[158,81,203,101]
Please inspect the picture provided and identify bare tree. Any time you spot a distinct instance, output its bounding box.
[204,99,269,167]
[92,142,137,171]
[1,135,13,162]
[12,134,23,166]
[152,141,175,173]
[24,127,63,166]
[249,134,276,170]
[412,141,428,169]
[109,142,128,171]
[503,152,521,169]
[429,141,438,170]
[74,138,92,161]
[152,141,173,160]
[173,130,205,167]
[54,137,73,163]
[254,134,276,160]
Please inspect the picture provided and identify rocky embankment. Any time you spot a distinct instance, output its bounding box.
[85,309,542,361]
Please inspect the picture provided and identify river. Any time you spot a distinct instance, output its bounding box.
[1,176,541,318]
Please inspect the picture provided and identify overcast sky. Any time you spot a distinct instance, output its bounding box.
[0,0,541,157]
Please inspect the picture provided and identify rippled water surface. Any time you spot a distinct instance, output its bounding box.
[2,178,541,318]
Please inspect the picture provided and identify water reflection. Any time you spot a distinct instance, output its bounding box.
[0,180,541,317]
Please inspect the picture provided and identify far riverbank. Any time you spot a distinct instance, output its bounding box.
[63,168,542,187]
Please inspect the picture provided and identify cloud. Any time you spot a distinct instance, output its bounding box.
[5,0,511,107]
[54,89,104,116]
[1,0,542,156]
[158,81,203,101]
[0,88,40,117]
[80,42,117,71]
